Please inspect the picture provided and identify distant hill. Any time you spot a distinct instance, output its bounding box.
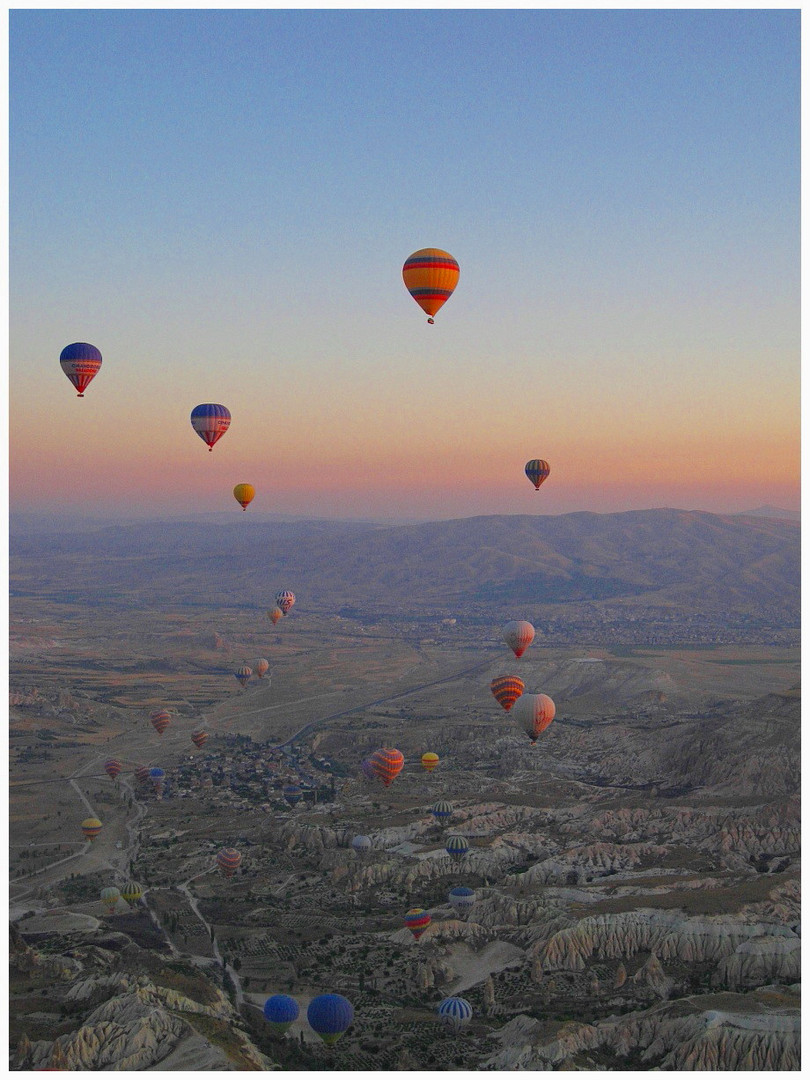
[10,508,799,627]
[736,506,800,521]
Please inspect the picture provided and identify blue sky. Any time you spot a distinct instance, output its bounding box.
[9,8,800,520]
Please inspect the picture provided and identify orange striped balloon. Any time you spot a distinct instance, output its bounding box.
[150,709,171,735]
[402,248,459,323]
[490,675,525,711]
[369,747,405,787]
[216,847,242,878]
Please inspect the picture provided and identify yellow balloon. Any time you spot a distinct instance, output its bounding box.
[233,483,255,511]
[421,752,440,773]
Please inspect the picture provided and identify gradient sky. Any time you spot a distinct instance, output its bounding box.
[9,8,800,521]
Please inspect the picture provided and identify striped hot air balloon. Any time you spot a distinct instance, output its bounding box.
[437,996,473,1033]
[263,994,299,1037]
[503,620,535,658]
[150,709,171,735]
[235,665,252,687]
[525,459,551,490]
[512,692,556,743]
[100,887,120,913]
[307,993,354,1046]
[402,248,459,324]
[191,730,209,749]
[404,907,431,940]
[104,759,121,780]
[275,590,295,614]
[446,835,469,861]
[81,817,102,842]
[60,342,102,397]
[190,403,231,451]
[448,886,476,915]
[421,752,439,773]
[490,675,525,711]
[216,847,242,878]
[431,800,453,822]
[121,881,143,905]
[369,747,405,787]
[134,764,150,785]
[233,483,255,510]
[255,658,270,678]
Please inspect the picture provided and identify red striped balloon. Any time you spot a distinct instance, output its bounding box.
[490,675,525,712]
[150,709,171,735]
[191,730,209,749]
[369,747,405,787]
[134,764,150,784]
[216,847,242,878]
[104,759,121,779]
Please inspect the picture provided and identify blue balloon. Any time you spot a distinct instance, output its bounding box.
[60,342,102,362]
[437,996,473,1032]
[307,993,354,1045]
[263,994,299,1035]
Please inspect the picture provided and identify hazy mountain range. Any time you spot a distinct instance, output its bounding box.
[10,508,799,624]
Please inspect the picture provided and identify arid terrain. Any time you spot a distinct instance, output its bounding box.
[9,509,800,1070]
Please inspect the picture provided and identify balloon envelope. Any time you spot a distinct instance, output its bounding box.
[216,847,242,877]
[255,658,270,678]
[490,675,525,711]
[191,730,209,749]
[60,342,102,397]
[404,907,431,939]
[233,483,255,510]
[307,993,354,1045]
[503,620,535,658]
[512,692,556,743]
[121,881,142,904]
[446,835,469,860]
[432,800,453,821]
[264,994,299,1035]
[267,607,283,625]
[235,665,252,687]
[104,759,121,779]
[369,747,405,786]
[275,590,295,614]
[421,752,439,773]
[190,404,231,451]
[81,817,102,841]
[437,996,473,1032]
[402,248,459,322]
[351,834,372,853]
[449,886,476,915]
[525,459,551,490]
[150,710,171,735]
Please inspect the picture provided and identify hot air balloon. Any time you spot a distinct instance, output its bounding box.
[60,342,102,397]
[191,730,209,749]
[235,665,252,687]
[525,459,551,490]
[448,886,476,916]
[100,886,120,913]
[421,752,439,773]
[283,784,302,806]
[431,800,453,823]
[351,834,372,854]
[446,835,469,861]
[267,606,283,626]
[437,996,473,1033]
[233,483,255,511]
[503,620,535,658]
[263,994,299,1037]
[512,692,556,743]
[150,709,171,735]
[216,847,242,878]
[255,658,270,679]
[121,881,143,905]
[149,767,165,797]
[402,248,459,324]
[275,590,295,615]
[104,759,121,780]
[490,675,525,711]
[369,747,405,787]
[134,764,150,785]
[81,818,102,842]
[404,907,431,940]
[190,403,231,451]
[307,993,354,1046]
[360,758,376,781]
